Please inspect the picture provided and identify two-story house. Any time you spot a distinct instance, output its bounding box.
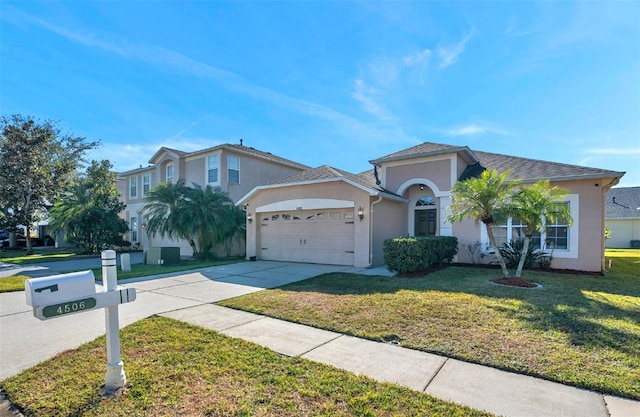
[239,142,624,272]
[119,142,309,256]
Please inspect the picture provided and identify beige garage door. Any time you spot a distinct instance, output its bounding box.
[259,209,355,265]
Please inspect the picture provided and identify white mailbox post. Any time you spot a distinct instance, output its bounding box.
[25,250,136,395]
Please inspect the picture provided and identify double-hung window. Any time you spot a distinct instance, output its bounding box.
[142,174,150,195]
[491,202,571,250]
[228,155,240,184]
[207,155,219,184]
[166,164,174,184]
[129,177,137,198]
[130,217,138,242]
[543,202,570,250]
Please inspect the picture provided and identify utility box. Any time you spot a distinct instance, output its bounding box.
[26,270,96,307]
[145,247,180,266]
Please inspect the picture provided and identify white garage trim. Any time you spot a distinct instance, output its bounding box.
[256,198,354,213]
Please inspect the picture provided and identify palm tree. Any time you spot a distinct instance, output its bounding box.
[510,180,572,277]
[446,169,519,278]
[143,180,244,259]
[182,183,242,258]
[143,178,191,248]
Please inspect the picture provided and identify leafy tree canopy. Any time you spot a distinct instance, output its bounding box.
[49,160,128,254]
[0,114,99,253]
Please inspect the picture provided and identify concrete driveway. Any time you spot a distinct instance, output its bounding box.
[0,260,378,380]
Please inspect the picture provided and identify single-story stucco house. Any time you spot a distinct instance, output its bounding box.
[605,186,640,248]
[239,142,625,272]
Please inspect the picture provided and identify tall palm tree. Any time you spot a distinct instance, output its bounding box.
[143,180,243,259]
[446,169,519,278]
[143,178,193,250]
[182,183,241,258]
[510,180,572,277]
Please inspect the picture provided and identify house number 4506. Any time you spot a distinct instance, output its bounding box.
[42,297,97,318]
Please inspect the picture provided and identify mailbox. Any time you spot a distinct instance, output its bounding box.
[26,270,96,307]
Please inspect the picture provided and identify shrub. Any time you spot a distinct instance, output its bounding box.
[498,239,550,269]
[384,236,458,274]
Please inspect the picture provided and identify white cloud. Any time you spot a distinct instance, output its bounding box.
[444,123,508,136]
[351,79,393,120]
[437,29,475,68]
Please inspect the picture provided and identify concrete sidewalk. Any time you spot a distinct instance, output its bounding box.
[1,261,638,417]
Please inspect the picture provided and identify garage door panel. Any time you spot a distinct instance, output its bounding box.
[259,209,355,266]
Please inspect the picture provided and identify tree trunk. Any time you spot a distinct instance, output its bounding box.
[25,225,33,255]
[515,236,531,278]
[485,223,510,278]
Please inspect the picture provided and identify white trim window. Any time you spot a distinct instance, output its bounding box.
[130,217,138,242]
[207,154,219,184]
[228,155,240,184]
[482,195,579,259]
[166,164,174,184]
[142,174,150,195]
[129,176,138,198]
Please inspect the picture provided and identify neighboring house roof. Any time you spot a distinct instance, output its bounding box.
[371,141,624,184]
[120,143,310,176]
[605,187,640,219]
[149,143,310,171]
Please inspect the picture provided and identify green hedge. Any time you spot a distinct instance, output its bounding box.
[383,236,458,274]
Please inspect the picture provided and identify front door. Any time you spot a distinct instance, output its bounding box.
[415,209,437,236]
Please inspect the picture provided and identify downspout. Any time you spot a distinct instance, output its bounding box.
[367,196,384,268]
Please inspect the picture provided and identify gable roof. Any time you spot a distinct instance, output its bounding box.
[237,165,405,206]
[371,141,624,184]
[268,165,377,188]
[370,142,477,165]
[188,143,310,170]
[137,143,309,173]
[606,187,640,219]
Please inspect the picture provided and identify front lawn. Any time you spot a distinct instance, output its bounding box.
[0,248,81,264]
[0,317,492,417]
[219,266,640,400]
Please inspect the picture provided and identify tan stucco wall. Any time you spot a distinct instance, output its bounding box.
[605,219,640,248]
[370,198,406,266]
[451,218,483,264]
[244,181,372,267]
[385,159,452,193]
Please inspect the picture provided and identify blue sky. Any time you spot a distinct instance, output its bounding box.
[2,1,639,187]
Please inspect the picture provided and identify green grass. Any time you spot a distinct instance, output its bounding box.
[91,258,243,281]
[0,248,81,264]
[0,275,28,293]
[0,317,492,417]
[220,266,640,400]
[604,248,640,277]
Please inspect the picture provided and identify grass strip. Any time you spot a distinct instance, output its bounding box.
[0,316,492,417]
[91,258,242,281]
[0,249,88,264]
[0,275,28,293]
[219,266,640,400]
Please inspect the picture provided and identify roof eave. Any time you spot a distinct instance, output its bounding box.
[237,177,401,206]
[369,146,477,165]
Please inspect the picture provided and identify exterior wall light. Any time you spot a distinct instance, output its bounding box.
[357,207,364,221]
[247,213,253,223]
